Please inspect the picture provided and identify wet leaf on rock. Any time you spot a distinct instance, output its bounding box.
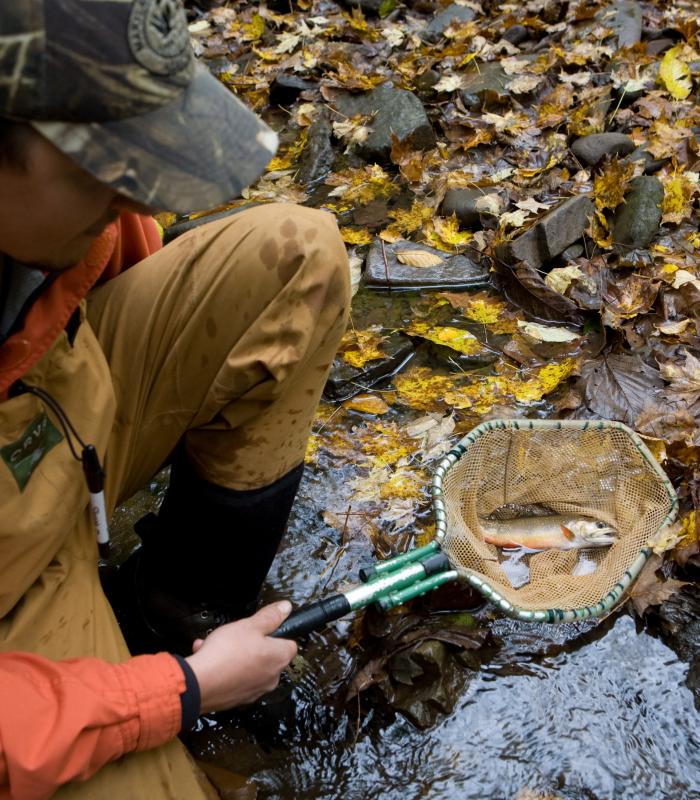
[629,554,690,617]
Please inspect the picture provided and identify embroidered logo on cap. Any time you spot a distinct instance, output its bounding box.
[128,0,192,76]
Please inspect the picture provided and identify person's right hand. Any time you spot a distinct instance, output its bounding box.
[185,601,297,713]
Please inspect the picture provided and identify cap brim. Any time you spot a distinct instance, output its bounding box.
[32,65,278,215]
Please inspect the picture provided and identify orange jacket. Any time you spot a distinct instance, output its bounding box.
[0,214,193,799]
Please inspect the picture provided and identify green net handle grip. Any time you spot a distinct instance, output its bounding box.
[270,595,351,639]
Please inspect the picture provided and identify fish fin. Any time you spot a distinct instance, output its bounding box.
[484,534,520,549]
[560,525,575,541]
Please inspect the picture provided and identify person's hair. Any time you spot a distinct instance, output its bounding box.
[0,119,31,168]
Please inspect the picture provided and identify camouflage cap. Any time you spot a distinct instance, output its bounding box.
[0,0,277,213]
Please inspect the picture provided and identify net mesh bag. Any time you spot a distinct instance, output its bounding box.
[438,419,677,615]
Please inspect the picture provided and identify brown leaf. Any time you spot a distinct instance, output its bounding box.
[396,249,444,268]
[346,656,389,700]
[577,354,663,427]
[628,554,690,617]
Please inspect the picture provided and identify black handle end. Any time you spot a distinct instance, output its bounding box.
[271,594,351,640]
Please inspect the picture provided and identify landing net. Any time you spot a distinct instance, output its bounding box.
[433,419,678,622]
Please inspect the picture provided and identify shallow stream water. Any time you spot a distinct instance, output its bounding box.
[114,470,700,800]
[111,286,700,799]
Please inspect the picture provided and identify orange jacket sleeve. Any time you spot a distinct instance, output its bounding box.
[0,651,185,800]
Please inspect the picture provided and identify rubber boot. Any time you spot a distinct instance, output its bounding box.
[113,456,304,655]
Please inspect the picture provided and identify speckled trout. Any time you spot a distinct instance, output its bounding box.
[481,515,617,551]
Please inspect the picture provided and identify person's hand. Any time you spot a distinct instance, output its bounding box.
[185,601,297,713]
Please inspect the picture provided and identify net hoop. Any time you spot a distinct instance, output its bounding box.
[431,418,678,623]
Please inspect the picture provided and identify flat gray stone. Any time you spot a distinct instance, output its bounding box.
[440,188,499,227]
[333,84,436,162]
[571,133,635,166]
[496,195,595,269]
[459,62,510,110]
[365,239,489,289]
[423,3,476,42]
[611,175,664,251]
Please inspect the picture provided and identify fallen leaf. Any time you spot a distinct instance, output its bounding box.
[406,322,486,355]
[578,354,664,427]
[396,250,444,268]
[517,321,580,342]
[474,194,503,215]
[545,265,589,295]
[658,47,692,100]
[344,393,391,414]
[629,554,689,617]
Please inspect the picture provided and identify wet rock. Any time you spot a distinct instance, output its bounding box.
[611,176,664,251]
[422,3,475,43]
[459,62,510,110]
[440,188,500,227]
[269,74,316,107]
[605,0,643,48]
[333,84,436,162]
[571,133,635,166]
[297,111,335,185]
[364,239,489,289]
[561,243,584,261]
[414,69,440,95]
[626,146,670,175]
[496,195,595,269]
[646,37,675,56]
[324,333,415,401]
[503,24,529,46]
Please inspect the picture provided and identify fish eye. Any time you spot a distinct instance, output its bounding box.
[596,522,606,528]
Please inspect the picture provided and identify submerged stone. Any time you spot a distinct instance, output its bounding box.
[324,332,415,401]
[365,239,489,289]
[459,62,510,110]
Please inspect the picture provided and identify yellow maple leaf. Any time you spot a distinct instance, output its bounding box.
[423,215,473,252]
[343,393,391,415]
[594,159,634,211]
[337,327,386,368]
[589,210,613,249]
[658,47,692,100]
[381,200,434,238]
[439,291,519,334]
[662,172,697,224]
[405,322,485,355]
[242,13,265,41]
[340,227,374,245]
[393,367,458,412]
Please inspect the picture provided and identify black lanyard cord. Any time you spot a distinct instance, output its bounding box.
[9,380,110,559]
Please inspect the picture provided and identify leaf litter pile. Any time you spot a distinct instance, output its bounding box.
[179,0,700,766]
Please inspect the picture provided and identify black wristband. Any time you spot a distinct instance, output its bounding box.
[173,654,201,730]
